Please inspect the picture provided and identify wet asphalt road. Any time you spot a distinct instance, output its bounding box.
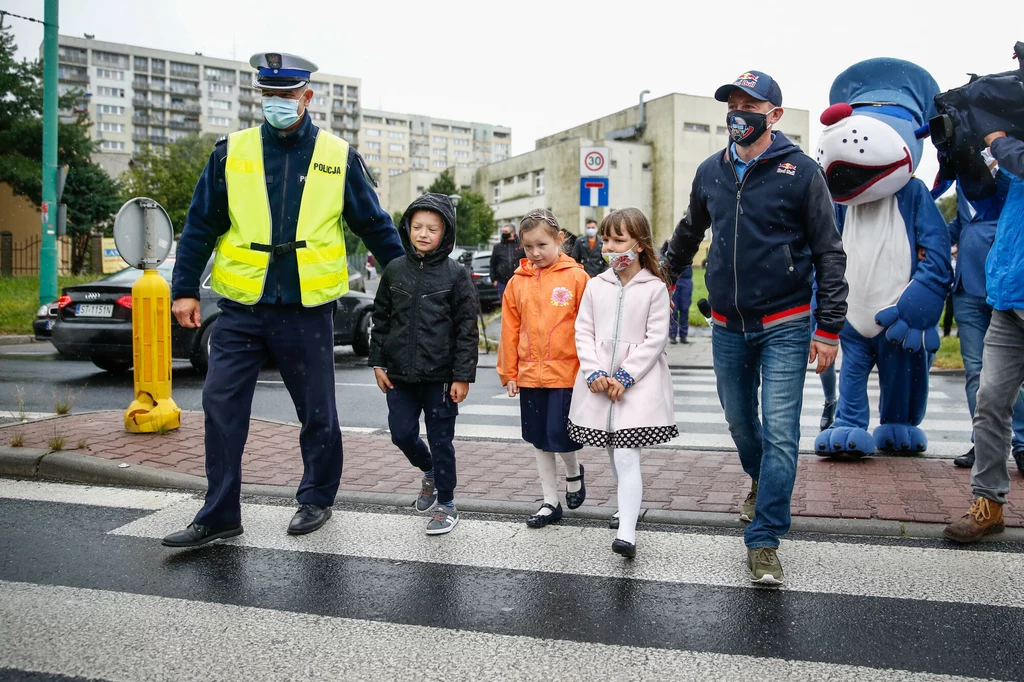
[1,482,1024,681]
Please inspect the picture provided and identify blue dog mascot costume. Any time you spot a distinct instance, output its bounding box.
[814,58,953,458]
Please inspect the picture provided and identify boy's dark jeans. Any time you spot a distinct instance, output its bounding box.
[386,380,458,504]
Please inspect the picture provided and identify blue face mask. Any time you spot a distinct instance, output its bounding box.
[262,95,301,129]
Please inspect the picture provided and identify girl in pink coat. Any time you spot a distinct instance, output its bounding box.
[568,208,678,558]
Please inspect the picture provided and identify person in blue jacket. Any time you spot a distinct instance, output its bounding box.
[161,52,405,548]
[945,131,1024,543]
[940,170,1024,471]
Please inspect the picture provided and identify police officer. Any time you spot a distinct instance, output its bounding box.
[162,52,404,547]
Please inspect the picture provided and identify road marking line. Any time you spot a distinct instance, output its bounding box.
[0,480,191,509]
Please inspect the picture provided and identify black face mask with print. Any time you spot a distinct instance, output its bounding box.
[726,108,775,147]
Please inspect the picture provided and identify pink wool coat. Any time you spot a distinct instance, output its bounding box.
[568,268,678,447]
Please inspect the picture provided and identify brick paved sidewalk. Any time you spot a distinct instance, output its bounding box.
[4,410,1022,527]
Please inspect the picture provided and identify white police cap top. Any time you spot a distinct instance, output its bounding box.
[249,52,318,91]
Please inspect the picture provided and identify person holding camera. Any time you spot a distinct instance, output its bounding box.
[945,130,1024,543]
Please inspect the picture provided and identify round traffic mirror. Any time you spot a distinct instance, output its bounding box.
[113,197,174,269]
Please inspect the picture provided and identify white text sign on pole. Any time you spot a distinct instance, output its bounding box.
[580,147,609,177]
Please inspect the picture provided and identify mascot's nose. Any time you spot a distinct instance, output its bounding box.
[821,102,854,126]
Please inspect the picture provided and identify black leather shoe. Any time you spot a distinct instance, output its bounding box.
[954,447,975,469]
[609,510,619,529]
[565,464,586,509]
[288,504,332,535]
[669,337,678,345]
[161,523,243,548]
[820,401,837,432]
[612,539,636,558]
[1013,449,1024,476]
[526,503,563,528]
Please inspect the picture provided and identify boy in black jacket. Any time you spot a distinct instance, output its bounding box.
[369,193,479,535]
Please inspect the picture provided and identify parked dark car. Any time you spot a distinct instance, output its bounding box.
[469,253,502,311]
[50,257,374,375]
[33,301,59,341]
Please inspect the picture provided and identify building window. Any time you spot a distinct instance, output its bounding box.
[151,58,166,74]
[386,118,407,126]
[207,116,231,127]
[208,99,232,111]
[366,129,381,137]
[98,122,125,133]
[364,115,382,124]
[431,148,446,157]
[495,155,507,161]
[432,136,447,146]
[387,131,405,140]
[333,84,345,96]
[204,67,234,82]
[365,153,381,161]
[100,140,125,151]
[452,126,470,135]
[347,85,358,98]
[387,168,402,176]
[133,56,148,71]
[494,143,509,153]
[96,68,125,81]
[388,143,404,152]
[312,96,327,106]
[431,124,449,132]
[455,151,469,158]
[366,141,381,149]
[308,81,327,93]
[98,104,125,115]
[535,171,544,194]
[683,122,710,133]
[493,184,500,201]
[96,86,125,98]
[389,156,405,164]
[716,126,729,135]
[788,133,802,143]
[432,159,446,168]
[453,138,469,146]
[310,111,327,121]
[208,82,232,93]
[93,50,128,68]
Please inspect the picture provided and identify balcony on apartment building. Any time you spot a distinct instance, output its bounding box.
[238,109,264,122]
[169,65,200,80]
[167,119,201,131]
[132,114,161,126]
[167,85,202,98]
[132,79,150,91]
[332,116,359,130]
[59,71,89,84]
[58,52,88,66]
[133,133,170,145]
[167,101,202,113]
[238,91,260,106]
[205,72,236,84]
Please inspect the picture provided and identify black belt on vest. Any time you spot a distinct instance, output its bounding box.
[250,240,306,263]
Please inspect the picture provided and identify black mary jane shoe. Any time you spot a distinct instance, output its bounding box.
[612,539,636,559]
[161,523,243,548]
[287,504,333,535]
[609,510,620,530]
[526,503,563,528]
[565,464,587,510]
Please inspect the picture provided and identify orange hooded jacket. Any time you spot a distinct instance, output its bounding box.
[497,252,590,389]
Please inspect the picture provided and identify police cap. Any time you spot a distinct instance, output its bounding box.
[249,52,318,91]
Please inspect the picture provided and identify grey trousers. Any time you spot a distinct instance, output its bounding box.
[971,310,1024,504]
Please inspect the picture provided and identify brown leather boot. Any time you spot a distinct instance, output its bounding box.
[943,497,1005,543]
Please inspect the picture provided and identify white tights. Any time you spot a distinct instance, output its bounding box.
[609,447,642,544]
[534,449,581,515]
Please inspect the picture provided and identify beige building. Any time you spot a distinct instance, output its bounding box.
[54,36,361,178]
[358,108,510,210]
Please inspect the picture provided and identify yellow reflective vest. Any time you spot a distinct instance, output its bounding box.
[212,126,350,306]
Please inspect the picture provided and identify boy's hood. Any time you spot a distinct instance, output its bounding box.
[399,193,457,264]
[514,251,584,277]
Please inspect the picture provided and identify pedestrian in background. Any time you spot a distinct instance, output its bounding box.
[571,218,608,277]
[498,210,590,528]
[369,194,479,535]
[569,208,678,558]
[670,265,693,344]
[489,223,525,298]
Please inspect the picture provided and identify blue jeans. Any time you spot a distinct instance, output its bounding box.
[952,292,1024,450]
[712,321,811,549]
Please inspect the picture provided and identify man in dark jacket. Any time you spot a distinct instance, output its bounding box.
[571,218,608,277]
[663,70,848,584]
[369,193,479,535]
[489,223,525,296]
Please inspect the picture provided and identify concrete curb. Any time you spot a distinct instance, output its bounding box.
[0,335,35,346]
[4,447,1024,543]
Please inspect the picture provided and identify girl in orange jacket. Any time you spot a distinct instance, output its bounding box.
[498,209,590,528]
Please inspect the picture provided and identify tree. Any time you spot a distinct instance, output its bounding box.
[120,134,218,233]
[426,170,495,246]
[936,193,957,223]
[0,25,122,273]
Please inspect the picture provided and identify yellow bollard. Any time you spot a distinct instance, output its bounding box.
[124,268,180,433]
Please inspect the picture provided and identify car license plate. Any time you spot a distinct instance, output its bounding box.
[76,304,113,317]
[45,319,53,330]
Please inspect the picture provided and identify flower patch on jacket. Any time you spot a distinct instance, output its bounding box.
[550,286,573,306]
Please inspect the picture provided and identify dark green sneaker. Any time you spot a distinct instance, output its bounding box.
[739,480,757,523]
[747,547,784,585]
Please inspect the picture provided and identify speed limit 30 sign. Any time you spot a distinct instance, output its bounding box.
[580,146,608,176]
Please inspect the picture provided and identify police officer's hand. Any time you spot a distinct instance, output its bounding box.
[172,298,201,329]
[450,381,469,403]
[809,340,838,374]
[374,368,393,393]
[606,377,626,403]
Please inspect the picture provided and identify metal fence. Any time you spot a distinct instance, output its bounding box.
[0,232,73,276]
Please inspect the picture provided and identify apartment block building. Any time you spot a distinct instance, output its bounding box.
[357,108,511,210]
[54,36,361,177]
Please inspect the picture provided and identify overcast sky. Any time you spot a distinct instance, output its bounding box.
[5,0,1020,189]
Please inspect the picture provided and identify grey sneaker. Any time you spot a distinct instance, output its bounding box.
[747,547,784,585]
[415,476,437,513]
[425,505,459,535]
[739,480,758,523]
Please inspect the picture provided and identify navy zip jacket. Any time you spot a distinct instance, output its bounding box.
[664,133,848,343]
[171,113,405,305]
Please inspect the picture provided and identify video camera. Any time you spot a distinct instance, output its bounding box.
[917,41,1024,201]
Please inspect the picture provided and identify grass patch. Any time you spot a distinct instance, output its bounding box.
[46,427,67,451]
[76,438,88,450]
[0,274,98,336]
[52,387,76,415]
[686,268,709,327]
[11,385,26,421]
[934,335,964,370]
[8,432,24,447]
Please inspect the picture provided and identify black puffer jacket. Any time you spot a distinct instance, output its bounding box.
[369,193,479,383]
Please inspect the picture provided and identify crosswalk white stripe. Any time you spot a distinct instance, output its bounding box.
[0,580,979,682]
[111,500,1024,609]
[674,384,951,401]
[0,480,190,509]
